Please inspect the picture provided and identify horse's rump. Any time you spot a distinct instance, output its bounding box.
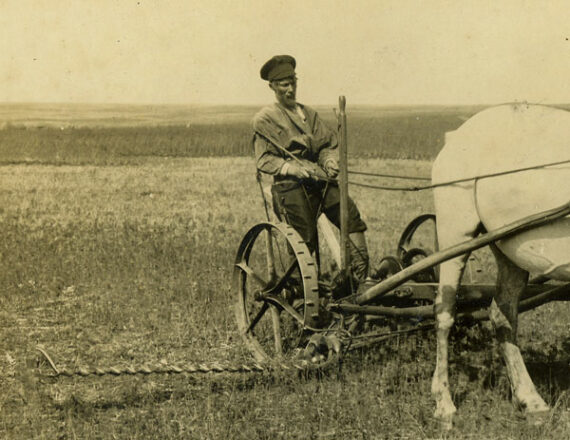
[434,104,570,280]
[476,168,570,280]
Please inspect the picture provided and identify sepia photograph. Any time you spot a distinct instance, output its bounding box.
[1,0,569,438]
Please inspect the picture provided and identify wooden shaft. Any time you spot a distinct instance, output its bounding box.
[375,282,551,303]
[331,302,435,318]
[518,282,570,312]
[458,283,570,321]
[330,283,570,319]
[338,96,350,277]
[355,200,570,304]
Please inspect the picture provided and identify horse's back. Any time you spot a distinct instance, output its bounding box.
[433,104,570,280]
[433,104,570,181]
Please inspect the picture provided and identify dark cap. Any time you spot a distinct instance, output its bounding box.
[260,55,296,81]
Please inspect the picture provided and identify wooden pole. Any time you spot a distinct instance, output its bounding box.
[338,96,350,279]
[330,283,570,320]
[355,200,570,304]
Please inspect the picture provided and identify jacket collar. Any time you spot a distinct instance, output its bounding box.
[275,102,310,134]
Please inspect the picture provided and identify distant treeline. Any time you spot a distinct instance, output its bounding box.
[2,105,564,165]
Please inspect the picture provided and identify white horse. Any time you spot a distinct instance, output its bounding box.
[430,103,570,428]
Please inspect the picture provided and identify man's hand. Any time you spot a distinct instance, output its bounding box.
[281,161,310,179]
[323,159,339,178]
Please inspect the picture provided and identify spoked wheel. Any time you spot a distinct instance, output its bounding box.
[397,214,483,284]
[234,222,321,363]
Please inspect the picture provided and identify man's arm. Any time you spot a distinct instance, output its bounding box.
[253,108,289,175]
[253,107,313,179]
[253,133,287,175]
[254,134,311,179]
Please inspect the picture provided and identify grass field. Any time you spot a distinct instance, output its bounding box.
[0,103,489,164]
[1,105,570,439]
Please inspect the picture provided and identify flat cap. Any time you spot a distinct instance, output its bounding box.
[260,55,296,81]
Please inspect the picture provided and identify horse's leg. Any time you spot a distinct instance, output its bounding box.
[431,185,480,429]
[489,245,549,417]
[432,254,469,428]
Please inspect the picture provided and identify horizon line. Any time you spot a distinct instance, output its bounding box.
[1,100,568,109]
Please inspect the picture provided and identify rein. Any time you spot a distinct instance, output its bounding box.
[348,158,570,192]
[255,129,570,192]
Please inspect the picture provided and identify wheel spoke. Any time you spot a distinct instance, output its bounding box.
[246,302,269,334]
[265,229,277,280]
[266,259,299,294]
[265,295,305,326]
[270,307,283,355]
[235,262,268,288]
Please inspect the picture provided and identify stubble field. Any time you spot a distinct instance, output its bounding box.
[1,104,569,439]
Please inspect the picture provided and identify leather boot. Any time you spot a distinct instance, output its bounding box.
[349,232,370,282]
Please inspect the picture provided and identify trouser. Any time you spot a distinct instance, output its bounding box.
[271,180,369,281]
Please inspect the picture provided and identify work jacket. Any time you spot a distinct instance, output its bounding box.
[252,103,338,180]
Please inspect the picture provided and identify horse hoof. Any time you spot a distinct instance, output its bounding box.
[437,414,454,431]
[526,410,550,427]
[434,409,455,431]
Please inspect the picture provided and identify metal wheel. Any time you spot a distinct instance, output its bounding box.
[234,222,321,363]
[397,214,439,282]
[397,214,484,284]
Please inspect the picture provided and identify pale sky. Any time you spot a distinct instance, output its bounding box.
[1,0,569,106]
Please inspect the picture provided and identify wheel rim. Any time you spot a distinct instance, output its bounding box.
[397,214,439,282]
[234,222,320,363]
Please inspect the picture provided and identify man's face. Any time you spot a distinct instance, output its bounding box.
[270,76,297,109]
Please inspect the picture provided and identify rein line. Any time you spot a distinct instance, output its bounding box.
[349,158,570,192]
[349,170,431,181]
[255,129,570,192]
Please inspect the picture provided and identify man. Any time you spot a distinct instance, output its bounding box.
[252,54,370,285]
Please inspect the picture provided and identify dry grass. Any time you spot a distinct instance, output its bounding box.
[1,155,569,439]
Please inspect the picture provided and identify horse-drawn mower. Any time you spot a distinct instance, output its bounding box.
[36,100,570,391]
[233,97,570,368]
